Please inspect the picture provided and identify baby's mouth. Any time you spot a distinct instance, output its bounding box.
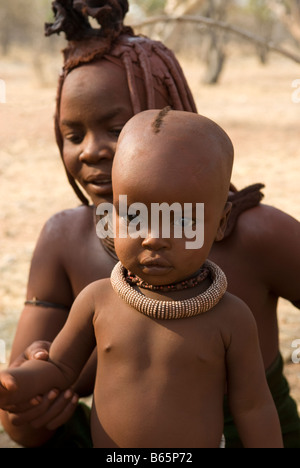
[139,257,172,275]
[140,257,171,268]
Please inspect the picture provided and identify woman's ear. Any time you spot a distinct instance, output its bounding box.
[215,202,232,242]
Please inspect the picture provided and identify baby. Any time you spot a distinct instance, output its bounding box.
[0,110,283,448]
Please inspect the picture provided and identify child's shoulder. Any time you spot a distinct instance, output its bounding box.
[218,292,262,356]
[78,277,114,304]
[83,277,113,294]
[220,291,254,319]
[218,291,257,339]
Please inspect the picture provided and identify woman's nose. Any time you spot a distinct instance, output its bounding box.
[79,136,115,164]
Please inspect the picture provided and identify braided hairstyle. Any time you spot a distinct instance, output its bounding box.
[46,0,264,235]
[46,0,197,205]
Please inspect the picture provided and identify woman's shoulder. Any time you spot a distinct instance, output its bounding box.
[41,205,94,239]
[233,203,299,253]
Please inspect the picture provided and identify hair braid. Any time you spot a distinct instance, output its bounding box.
[121,51,142,115]
[133,42,156,110]
[152,45,197,113]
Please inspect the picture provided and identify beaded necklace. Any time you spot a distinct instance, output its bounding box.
[110,260,227,320]
[126,266,210,292]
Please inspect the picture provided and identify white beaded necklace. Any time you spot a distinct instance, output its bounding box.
[110,260,227,320]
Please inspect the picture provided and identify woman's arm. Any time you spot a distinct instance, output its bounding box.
[0,284,96,416]
[1,211,95,446]
[10,213,75,363]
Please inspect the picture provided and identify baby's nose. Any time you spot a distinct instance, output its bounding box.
[141,232,170,251]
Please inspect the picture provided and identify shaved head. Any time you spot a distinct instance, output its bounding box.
[112,110,234,280]
[113,109,234,212]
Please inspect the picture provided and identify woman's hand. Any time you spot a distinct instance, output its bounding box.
[8,389,79,430]
[6,341,79,430]
[9,340,51,369]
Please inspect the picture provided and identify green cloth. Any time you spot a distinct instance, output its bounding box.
[223,354,300,448]
[42,402,92,448]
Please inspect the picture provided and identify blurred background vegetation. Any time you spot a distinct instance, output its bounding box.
[0,0,299,84]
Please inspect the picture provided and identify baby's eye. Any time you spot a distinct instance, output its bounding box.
[120,214,140,225]
[127,214,141,225]
[173,217,196,228]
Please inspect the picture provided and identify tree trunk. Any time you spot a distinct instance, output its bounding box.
[201,0,228,85]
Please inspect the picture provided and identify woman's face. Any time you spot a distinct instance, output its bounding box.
[59,59,171,206]
[59,60,134,206]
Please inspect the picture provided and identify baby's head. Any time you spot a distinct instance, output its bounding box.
[46,0,197,205]
[112,109,234,285]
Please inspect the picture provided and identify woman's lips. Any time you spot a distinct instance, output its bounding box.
[85,175,112,195]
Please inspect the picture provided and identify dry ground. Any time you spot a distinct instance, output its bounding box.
[0,49,299,448]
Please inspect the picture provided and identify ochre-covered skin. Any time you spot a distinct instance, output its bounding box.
[0,111,283,448]
[1,0,299,448]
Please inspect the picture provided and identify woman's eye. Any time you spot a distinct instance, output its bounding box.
[174,218,195,228]
[65,133,84,144]
[110,128,123,138]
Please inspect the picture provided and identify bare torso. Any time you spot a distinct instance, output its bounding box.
[91,286,228,448]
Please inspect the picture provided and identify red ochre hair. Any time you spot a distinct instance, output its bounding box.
[46,0,197,205]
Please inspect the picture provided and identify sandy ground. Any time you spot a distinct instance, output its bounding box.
[0,49,299,448]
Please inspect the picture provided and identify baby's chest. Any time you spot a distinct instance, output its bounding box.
[95,311,225,370]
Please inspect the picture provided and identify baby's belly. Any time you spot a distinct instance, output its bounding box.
[91,387,224,448]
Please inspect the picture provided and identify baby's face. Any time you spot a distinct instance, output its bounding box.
[113,194,218,287]
[59,60,134,206]
[113,111,232,285]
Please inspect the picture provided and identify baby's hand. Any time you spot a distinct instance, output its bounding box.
[0,372,18,410]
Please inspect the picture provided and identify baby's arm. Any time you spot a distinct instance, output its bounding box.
[225,296,283,448]
[0,284,97,410]
[0,360,71,410]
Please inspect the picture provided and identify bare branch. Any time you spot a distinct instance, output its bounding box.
[266,0,300,43]
[133,14,300,64]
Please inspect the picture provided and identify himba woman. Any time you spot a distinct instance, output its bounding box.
[1,0,299,448]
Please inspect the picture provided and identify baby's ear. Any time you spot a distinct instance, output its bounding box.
[215,202,232,242]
